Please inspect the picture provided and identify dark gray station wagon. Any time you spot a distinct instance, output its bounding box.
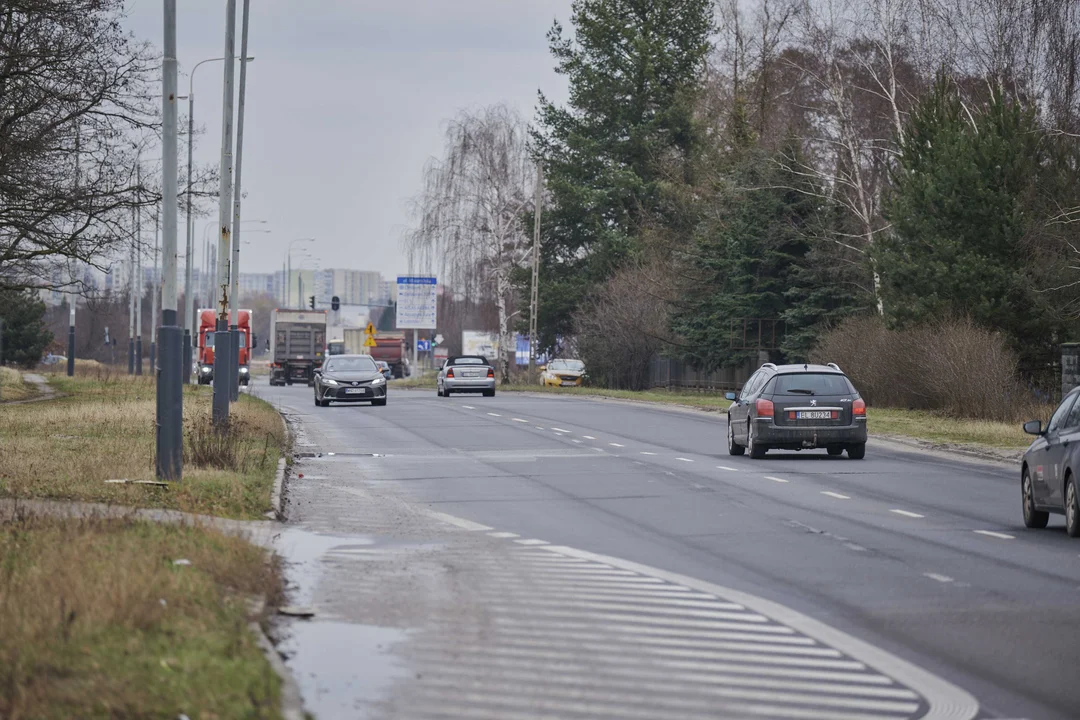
[1021,387,1080,537]
[727,363,868,459]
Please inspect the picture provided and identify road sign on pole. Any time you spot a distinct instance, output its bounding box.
[365,322,376,336]
[363,335,377,348]
[395,276,437,329]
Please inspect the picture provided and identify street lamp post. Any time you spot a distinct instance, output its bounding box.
[184,54,255,384]
[228,0,253,403]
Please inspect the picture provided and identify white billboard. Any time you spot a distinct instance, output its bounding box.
[396,276,437,329]
[462,331,499,361]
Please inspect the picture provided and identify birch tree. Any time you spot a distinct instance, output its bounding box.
[405,105,539,383]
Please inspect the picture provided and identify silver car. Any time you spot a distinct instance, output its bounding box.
[1021,387,1080,537]
[437,355,496,397]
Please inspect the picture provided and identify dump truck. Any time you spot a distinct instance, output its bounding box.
[370,331,410,379]
[269,309,327,386]
[195,309,253,385]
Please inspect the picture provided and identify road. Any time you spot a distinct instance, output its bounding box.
[254,378,1080,720]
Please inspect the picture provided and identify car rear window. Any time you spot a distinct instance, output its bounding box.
[451,357,487,365]
[769,373,854,396]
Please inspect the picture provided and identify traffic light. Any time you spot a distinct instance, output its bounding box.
[331,295,340,311]
[308,295,315,310]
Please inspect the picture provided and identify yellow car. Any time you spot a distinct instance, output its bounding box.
[541,359,586,387]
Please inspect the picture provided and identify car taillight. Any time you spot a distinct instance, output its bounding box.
[853,398,866,417]
[755,398,774,418]
[446,368,454,378]
[487,368,495,378]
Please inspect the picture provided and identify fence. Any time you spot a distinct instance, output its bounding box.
[647,356,756,392]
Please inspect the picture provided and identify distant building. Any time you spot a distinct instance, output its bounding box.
[378,279,398,305]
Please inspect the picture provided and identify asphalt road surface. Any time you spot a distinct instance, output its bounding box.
[254,379,1080,720]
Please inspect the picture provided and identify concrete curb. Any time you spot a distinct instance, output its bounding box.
[270,457,287,520]
[249,621,306,720]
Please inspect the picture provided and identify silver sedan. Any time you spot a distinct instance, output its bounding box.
[437,355,496,397]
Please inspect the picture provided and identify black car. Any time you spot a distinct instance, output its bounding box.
[313,354,387,407]
[726,363,867,459]
[1020,388,1080,537]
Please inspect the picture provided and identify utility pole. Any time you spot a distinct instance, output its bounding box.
[528,162,543,381]
[68,129,81,378]
[229,0,252,403]
[135,164,143,377]
[213,0,238,426]
[157,0,183,480]
[183,76,196,384]
[149,208,159,373]
[128,207,136,375]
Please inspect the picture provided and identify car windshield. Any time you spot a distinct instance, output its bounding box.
[324,357,377,373]
[770,373,853,396]
[549,360,585,372]
[451,357,487,365]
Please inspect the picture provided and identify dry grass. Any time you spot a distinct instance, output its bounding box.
[0,367,37,402]
[0,513,283,720]
[0,375,285,519]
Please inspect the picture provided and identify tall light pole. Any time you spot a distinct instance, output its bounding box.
[135,161,143,377]
[157,0,182,480]
[528,162,543,381]
[149,207,160,373]
[185,54,253,385]
[212,0,238,427]
[285,238,315,309]
[228,0,252,403]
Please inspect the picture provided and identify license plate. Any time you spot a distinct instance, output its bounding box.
[464,370,481,377]
[796,411,834,420]
[561,381,577,386]
[345,388,367,395]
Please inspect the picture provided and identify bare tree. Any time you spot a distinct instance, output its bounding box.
[405,105,539,383]
[0,0,157,293]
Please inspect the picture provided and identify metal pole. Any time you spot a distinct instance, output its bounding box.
[67,283,76,377]
[288,252,293,308]
[150,208,159,374]
[183,87,195,383]
[128,207,136,374]
[528,162,542,381]
[135,162,143,376]
[412,329,418,378]
[229,0,251,402]
[213,0,238,426]
[157,0,183,480]
[281,258,286,306]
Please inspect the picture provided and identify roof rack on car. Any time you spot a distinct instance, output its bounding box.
[827,362,842,371]
[761,362,777,370]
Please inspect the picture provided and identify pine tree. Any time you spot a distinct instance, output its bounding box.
[0,289,53,367]
[530,0,714,350]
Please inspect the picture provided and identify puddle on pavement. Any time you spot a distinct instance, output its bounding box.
[281,621,409,719]
[274,527,376,607]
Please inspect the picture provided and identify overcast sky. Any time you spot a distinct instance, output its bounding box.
[123,0,572,279]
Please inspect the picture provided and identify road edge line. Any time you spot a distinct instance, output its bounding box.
[542,544,979,720]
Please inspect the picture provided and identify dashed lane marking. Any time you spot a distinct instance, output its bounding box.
[488,412,502,417]
[821,491,851,500]
[513,538,549,546]
[551,427,571,433]
[890,509,925,519]
[923,573,954,583]
[582,435,596,440]
[716,465,738,471]
[462,405,475,409]
[640,451,657,456]
[512,418,528,423]
[676,457,694,463]
[610,442,625,447]
[765,476,790,484]
[974,530,1015,540]
[487,531,520,539]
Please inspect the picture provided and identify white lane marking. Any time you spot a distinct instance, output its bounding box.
[487,531,520,539]
[514,538,549,546]
[488,606,798,635]
[640,451,657,456]
[974,530,1015,540]
[544,545,981,720]
[844,543,868,552]
[716,465,738,471]
[923,573,954,583]
[821,491,851,500]
[462,405,475,409]
[487,412,502,417]
[610,442,625,447]
[765,476,790,483]
[890,509,925,518]
[420,509,492,532]
[490,627,842,657]
[571,439,582,444]
[499,592,745,612]
[535,426,546,430]
[676,457,694,463]
[551,427,571,433]
[582,435,596,440]
[512,418,528,423]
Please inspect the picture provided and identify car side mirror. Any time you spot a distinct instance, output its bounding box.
[726,392,737,401]
[1023,420,1044,436]
[313,369,322,376]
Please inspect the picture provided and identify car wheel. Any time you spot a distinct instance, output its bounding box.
[748,424,768,459]
[847,443,866,460]
[827,445,844,457]
[1067,475,1080,538]
[484,389,496,398]
[727,419,745,456]
[1022,467,1049,529]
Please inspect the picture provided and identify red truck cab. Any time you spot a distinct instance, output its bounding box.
[196,309,253,385]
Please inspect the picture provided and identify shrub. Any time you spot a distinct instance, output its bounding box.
[811,315,1037,421]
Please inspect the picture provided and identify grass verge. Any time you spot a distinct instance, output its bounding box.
[0,373,286,519]
[0,367,37,402]
[390,370,438,389]
[497,383,1040,450]
[0,514,283,719]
